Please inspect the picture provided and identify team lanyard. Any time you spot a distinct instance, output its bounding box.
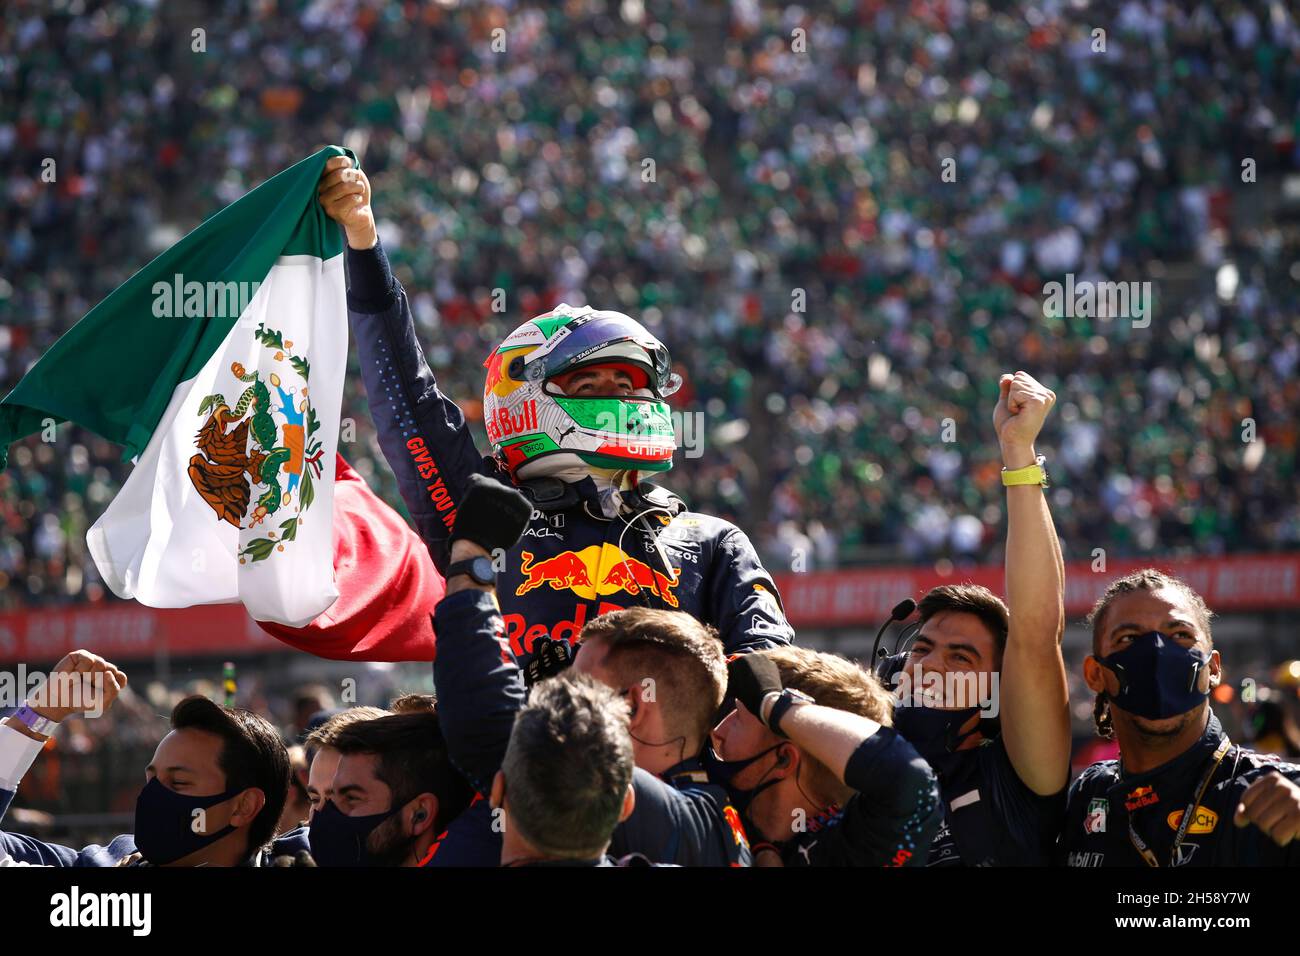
[1127,736,1232,867]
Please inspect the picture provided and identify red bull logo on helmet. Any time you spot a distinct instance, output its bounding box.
[516,544,682,608]
[485,399,539,444]
[483,344,535,399]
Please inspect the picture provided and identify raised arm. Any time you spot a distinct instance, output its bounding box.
[431,475,535,791]
[734,656,933,806]
[992,371,1070,795]
[318,155,488,573]
[431,586,525,793]
[776,704,940,865]
[729,654,941,865]
[0,651,127,866]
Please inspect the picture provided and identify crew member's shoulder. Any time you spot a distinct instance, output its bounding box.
[1225,746,1300,787]
[74,834,141,867]
[1067,759,1121,800]
[272,825,311,855]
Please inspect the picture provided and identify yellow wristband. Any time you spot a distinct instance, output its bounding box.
[1002,455,1049,488]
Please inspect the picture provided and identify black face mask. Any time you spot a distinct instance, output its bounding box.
[1095,631,1211,720]
[308,800,402,867]
[893,705,984,775]
[702,744,784,821]
[133,777,241,865]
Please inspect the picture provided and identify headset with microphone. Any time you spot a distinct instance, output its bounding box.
[872,596,1003,741]
[871,598,921,686]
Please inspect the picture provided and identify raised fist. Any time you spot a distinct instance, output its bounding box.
[993,371,1055,465]
[1235,772,1300,847]
[27,650,127,722]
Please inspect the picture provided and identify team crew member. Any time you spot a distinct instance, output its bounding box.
[574,608,752,865]
[495,673,640,867]
[317,156,794,675]
[890,371,1071,865]
[0,651,304,867]
[431,474,750,865]
[711,649,941,866]
[307,712,475,867]
[1062,570,1300,867]
[302,706,389,817]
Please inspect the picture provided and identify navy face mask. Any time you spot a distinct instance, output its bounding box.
[1095,631,1211,720]
[133,777,241,865]
[893,705,983,774]
[701,744,784,822]
[308,800,402,867]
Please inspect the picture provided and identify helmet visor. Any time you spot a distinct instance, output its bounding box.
[509,312,681,398]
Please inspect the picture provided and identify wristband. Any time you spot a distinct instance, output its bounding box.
[14,704,59,737]
[1001,455,1049,488]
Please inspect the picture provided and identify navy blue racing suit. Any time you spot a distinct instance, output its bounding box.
[431,587,751,866]
[347,242,794,672]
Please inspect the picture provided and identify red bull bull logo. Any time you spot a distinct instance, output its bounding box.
[516,544,682,608]
[483,344,533,398]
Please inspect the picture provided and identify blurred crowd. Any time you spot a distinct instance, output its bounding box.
[2,0,1299,610]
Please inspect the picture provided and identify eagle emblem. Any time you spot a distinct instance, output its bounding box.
[188,323,323,563]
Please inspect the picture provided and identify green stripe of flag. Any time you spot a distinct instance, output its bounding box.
[0,145,351,469]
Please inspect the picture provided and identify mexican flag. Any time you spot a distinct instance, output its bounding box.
[0,146,352,627]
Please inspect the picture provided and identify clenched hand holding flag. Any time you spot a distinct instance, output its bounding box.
[0,146,440,648]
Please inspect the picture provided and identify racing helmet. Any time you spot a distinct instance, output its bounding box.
[482,304,681,479]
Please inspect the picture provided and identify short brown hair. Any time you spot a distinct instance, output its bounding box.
[1085,569,1214,739]
[304,706,389,762]
[331,712,475,834]
[389,693,438,714]
[762,646,894,725]
[578,608,726,750]
[917,584,1010,657]
[758,646,895,798]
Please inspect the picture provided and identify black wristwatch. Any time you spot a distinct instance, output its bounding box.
[447,556,497,587]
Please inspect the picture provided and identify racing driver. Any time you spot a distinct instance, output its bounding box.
[318,155,794,677]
